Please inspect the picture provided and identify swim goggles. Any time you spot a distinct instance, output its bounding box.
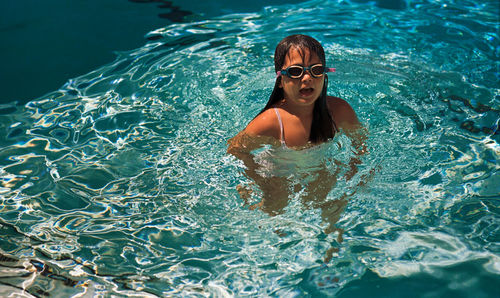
[276,64,335,79]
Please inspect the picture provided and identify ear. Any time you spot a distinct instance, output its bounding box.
[278,77,283,88]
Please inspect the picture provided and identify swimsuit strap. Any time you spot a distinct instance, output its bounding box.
[273,108,286,146]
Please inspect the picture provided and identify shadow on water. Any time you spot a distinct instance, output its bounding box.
[0,0,187,105]
[0,0,307,105]
[128,0,194,22]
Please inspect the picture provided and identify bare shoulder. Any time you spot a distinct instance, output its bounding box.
[244,108,280,139]
[227,109,280,155]
[327,96,361,130]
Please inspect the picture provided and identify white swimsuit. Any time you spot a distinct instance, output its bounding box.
[252,108,342,179]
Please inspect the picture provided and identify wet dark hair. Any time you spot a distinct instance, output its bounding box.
[257,34,337,143]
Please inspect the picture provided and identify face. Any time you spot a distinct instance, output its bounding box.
[279,47,325,107]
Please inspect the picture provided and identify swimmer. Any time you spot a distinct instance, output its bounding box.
[227,35,370,262]
[228,34,365,171]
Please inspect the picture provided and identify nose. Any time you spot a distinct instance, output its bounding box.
[301,70,313,81]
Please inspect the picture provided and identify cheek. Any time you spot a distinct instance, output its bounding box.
[316,79,325,90]
[281,79,294,90]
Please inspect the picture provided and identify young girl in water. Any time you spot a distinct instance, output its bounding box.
[230,34,360,150]
[228,34,365,208]
[228,34,367,262]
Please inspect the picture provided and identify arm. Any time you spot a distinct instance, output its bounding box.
[227,108,285,164]
[227,111,292,214]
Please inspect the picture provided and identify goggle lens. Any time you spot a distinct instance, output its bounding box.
[311,65,325,76]
[278,64,331,79]
[287,66,304,77]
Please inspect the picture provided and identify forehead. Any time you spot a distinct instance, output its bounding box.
[283,47,321,66]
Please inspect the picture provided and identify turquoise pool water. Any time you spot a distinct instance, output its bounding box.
[1,0,499,296]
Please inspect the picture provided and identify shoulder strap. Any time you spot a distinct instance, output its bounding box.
[273,108,286,145]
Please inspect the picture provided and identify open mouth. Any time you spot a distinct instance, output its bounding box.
[299,87,314,97]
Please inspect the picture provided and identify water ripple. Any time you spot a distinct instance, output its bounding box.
[0,0,499,296]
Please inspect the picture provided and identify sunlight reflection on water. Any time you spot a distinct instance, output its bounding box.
[0,0,499,296]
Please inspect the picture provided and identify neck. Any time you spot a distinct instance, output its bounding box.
[279,99,315,119]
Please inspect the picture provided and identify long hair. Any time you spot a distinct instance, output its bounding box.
[257,34,337,143]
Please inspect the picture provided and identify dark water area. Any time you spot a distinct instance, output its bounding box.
[0,0,306,105]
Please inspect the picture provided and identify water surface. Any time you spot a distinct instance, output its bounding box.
[0,0,499,296]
